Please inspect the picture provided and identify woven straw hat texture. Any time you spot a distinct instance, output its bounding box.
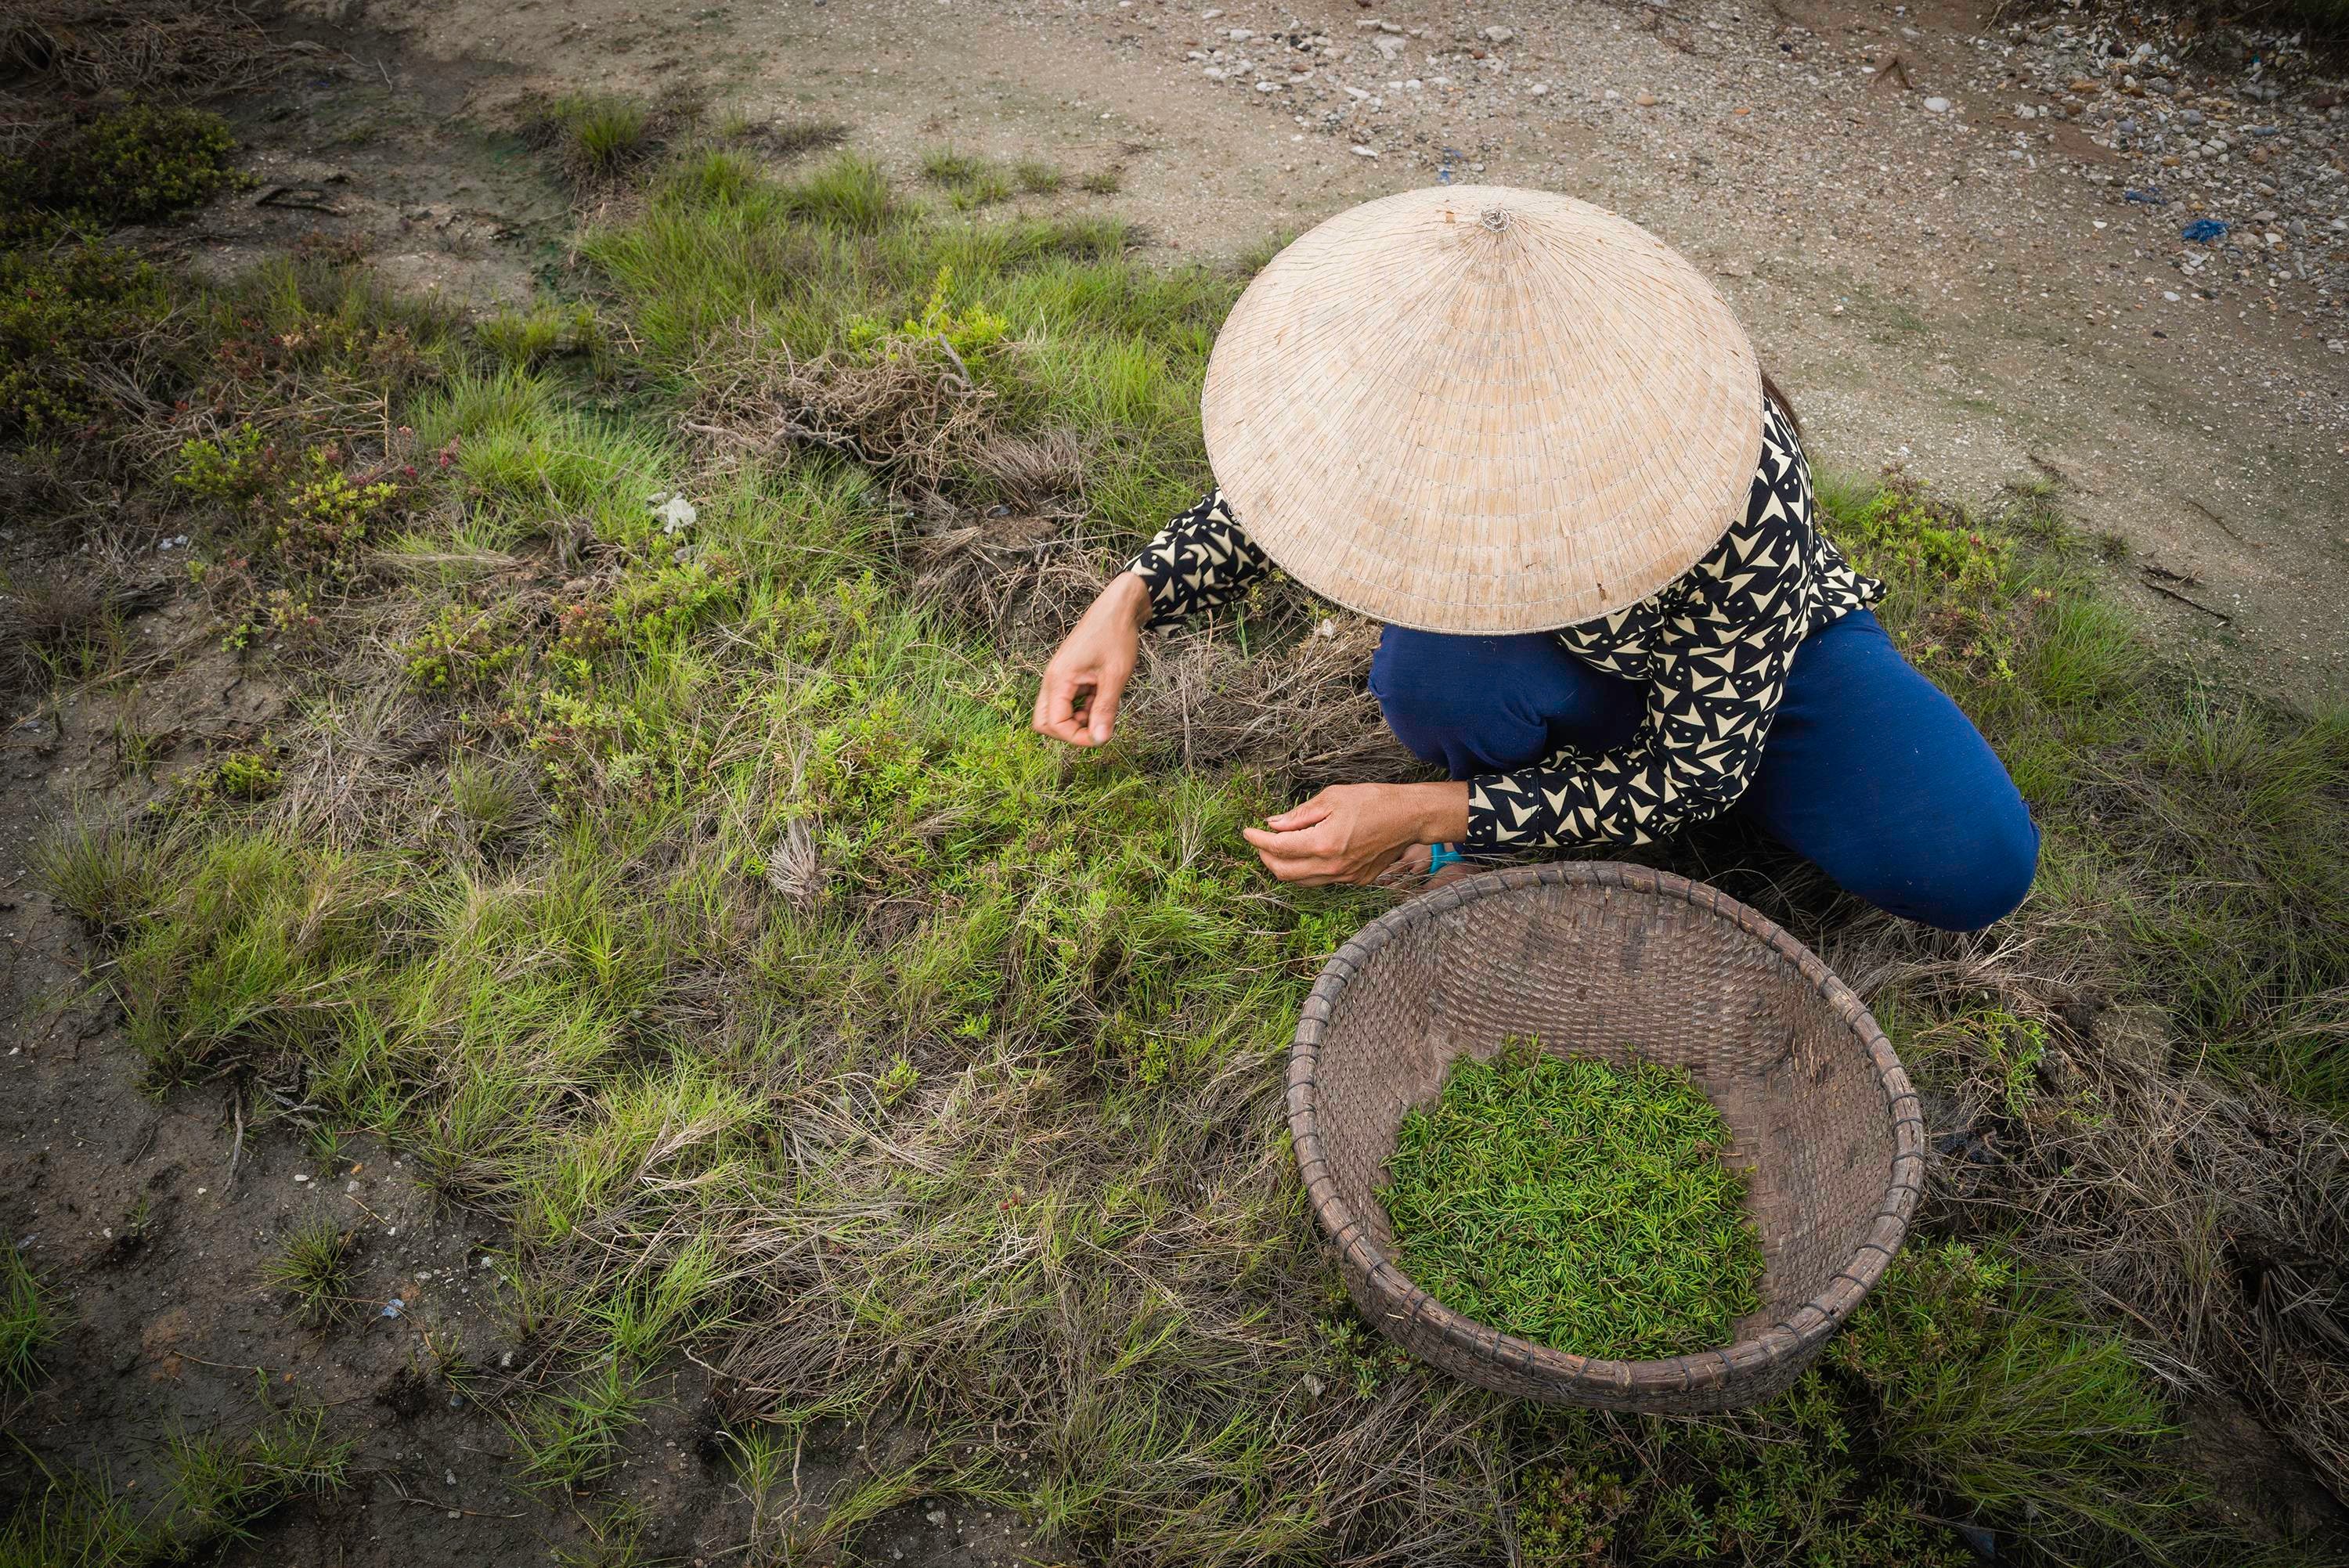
[1202,186,1761,634]
[1288,863,1924,1412]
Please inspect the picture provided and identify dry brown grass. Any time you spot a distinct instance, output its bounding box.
[0,0,330,146]
[1828,917,2349,1504]
[685,326,1001,492]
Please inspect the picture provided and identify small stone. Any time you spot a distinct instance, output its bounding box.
[1636,92,1658,106]
[1351,144,1378,157]
[1225,27,1250,39]
[1923,96,1952,113]
[926,1510,950,1528]
[1481,24,1513,42]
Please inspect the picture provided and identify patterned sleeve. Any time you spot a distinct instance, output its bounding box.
[1125,489,1274,629]
[1464,479,1813,852]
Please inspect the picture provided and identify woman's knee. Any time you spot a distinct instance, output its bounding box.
[1369,627,1640,777]
[1865,801,2040,932]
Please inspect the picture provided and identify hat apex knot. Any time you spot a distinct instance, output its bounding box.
[1478,207,1512,233]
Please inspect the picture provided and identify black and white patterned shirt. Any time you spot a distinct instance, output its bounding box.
[1128,399,1883,852]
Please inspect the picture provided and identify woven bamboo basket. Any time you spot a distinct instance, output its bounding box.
[1287,862,1925,1413]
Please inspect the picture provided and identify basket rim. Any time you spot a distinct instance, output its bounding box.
[1286,860,1926,1398]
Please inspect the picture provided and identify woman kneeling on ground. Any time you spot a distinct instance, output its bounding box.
[1030,188,2038,933]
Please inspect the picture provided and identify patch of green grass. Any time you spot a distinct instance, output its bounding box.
[0,1243,60,1397]
[1012,158,1064,194]
[1813,477,2349,1111]
[477,300,606,370]
[164,1403,352,1545]
[537,94,655,185]
[261,1217,359,1325]
[921,146,1015,210]
[34,812,182,934]
[0,1401,353,1565]
[1077,167,1123,195]
[1846,1243,2181,1555]
[1380,1045,1763,1360]
[777,150,897,232]
[512,1362,645,1491]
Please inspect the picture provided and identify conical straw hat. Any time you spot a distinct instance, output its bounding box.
[1200,185,1760,634]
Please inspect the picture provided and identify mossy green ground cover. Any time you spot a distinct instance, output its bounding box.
[6,107,2347,1565]
[1381,1049,1763,1361]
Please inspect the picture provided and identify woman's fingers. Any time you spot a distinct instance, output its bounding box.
[1262,795,1333,833]
[1086,670,1124,744]
[1032,668,1096,745]
[1243,823,1342,881]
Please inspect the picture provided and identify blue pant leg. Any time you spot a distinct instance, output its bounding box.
[1369,625,1644,778]
[1736,610,2039,932]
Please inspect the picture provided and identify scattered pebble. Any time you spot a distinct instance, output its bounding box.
[1922,96,1952,114]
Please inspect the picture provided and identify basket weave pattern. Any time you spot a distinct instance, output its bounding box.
[1287,863,1924,1413]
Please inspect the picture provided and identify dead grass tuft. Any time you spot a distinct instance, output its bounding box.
[1129,611,1429,790]
[0,1,330,133]
[684,324,998,491]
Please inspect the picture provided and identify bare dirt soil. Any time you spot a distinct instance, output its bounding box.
[6,0,2349,1561]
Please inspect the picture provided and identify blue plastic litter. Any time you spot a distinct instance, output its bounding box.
[380,1296,406,1319]
[2181,218,2229,243]
[2123,188,2167,204]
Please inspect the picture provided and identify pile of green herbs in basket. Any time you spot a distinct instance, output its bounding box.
[1378,1041,1765,1360]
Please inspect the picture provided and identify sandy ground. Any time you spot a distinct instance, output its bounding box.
[225,0,2349,705]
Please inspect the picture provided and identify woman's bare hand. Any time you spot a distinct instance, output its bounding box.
[1242,782,1473,885]
[1033,572,1155,748]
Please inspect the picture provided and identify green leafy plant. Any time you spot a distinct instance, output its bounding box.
[0,106,240,238]
[844,265,1009,362]
[1380,1043,1763,1359]
[161,750,283,816]
[0,241,172,438]
[401,602,522,694]
[177,428,400,582]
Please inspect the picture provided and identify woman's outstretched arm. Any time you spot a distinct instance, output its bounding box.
[1032,489,1274,748]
